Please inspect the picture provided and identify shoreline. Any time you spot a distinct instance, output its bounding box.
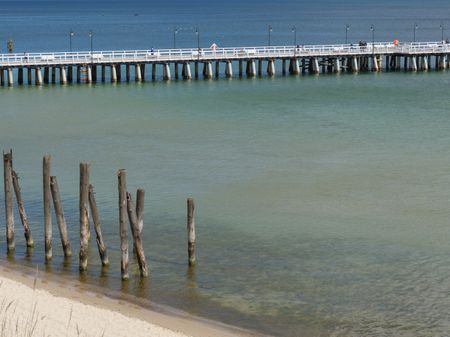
[0,262,262,337]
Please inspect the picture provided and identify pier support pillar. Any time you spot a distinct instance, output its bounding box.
[352,57,359,73]
[86,66,92,83]
[410,56,418,72]
[282,59,286,75]
[126,64,130,82]
[92,65,97,82]
[267,60,275,76]
[44,67,49,84]
[182,63,192,80]
[203,62,213,79]
[163,63,171,80]
[35,67,43,86]
[27,67,32,85]
[289,58,300,75]
[140,64,146,81]
[440,55,447,70]
[423,56,429,71]
[258,59,262,76]
[239,60,243,77]
[76,66,81,83]
[312,58,320,74]
[0,69,4,86]
[116,64,122,81]
[246,60,256,77]
[334,58,341,73]
[60,66,67,84]
[194,62,199,79]
[215,61,220,78]
[51,67,56,84]
[68,66,73,83]
[135,64,142,82]
[152,63,157,81]
[7,68,13,87]
[372,56,379,72]
[175,63,179,80]
[111,65,117,82]
[18,68,23,85]
[101,65,106,82]
[225,61,233,78]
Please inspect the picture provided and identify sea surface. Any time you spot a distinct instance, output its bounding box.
[2,1,450,336]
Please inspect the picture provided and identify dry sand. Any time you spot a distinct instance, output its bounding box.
[0,265,258,337]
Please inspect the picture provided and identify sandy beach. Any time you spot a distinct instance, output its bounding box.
[0,265,258,337]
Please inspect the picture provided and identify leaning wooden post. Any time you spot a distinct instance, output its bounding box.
[118,169,129,280]
[43,155,52,260]
[88,184,109,266]
[50,176,72,257]
[79,163,90,271]
[136,188,145,234]
[11,170,33,247]
[3,150,14,251]
[126,192,148,277]
[187,197,196,266]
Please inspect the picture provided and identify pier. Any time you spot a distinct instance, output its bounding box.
[1,41,450,86]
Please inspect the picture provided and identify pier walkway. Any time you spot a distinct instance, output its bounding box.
[0,41,449,86]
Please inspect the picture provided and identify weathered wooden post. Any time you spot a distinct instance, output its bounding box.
[50,176,72,257]
[126,192,148,277]
[43,155,52,260]
[79,162,90,271]
[11,171,33,247]
[3,150,14,251]
[187,197,196,266]
[136,188,145,234]
[118,169,129,280]
[88,184,109,266]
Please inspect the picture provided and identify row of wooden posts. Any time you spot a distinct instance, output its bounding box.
[3,150,197,280]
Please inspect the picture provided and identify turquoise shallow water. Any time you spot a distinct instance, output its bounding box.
[3,0,450,336]
[2,72,450,336]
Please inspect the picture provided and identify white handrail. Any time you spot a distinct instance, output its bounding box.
[1,41,449,67]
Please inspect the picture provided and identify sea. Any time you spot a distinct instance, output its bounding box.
[1,0,450,336]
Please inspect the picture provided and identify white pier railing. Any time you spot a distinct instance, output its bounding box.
[1,41,450,67]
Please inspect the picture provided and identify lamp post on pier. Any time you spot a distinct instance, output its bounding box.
[413,23,418,43]
[370,24,375,55]
[440,23,445,42]
[89,30,93,62]
[268,25,273,47]
[345,24,350,44]
[291,26,297,46]
[69,29,74,52]
[195,27,200,60]
[173,26,178,49]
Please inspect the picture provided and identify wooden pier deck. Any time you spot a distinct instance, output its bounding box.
[0,41,449,86]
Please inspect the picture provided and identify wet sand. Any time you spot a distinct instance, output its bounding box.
[0,264,260,337]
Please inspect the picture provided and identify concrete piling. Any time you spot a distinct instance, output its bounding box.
[27,68,32,85]
[203,62,213,79]
[267,59,275,76]
[111,65,117,82]
[163,63,171,80]
[35,67,42,85]
[182,63,192,80]
[18,68,23,85]
[289,58,300,75]
[152,63,157,81]
[225,61,233,78]
[60,67,67,84]
[7,68,13,87]
[246,60,256,77]
[135,64,142,82]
